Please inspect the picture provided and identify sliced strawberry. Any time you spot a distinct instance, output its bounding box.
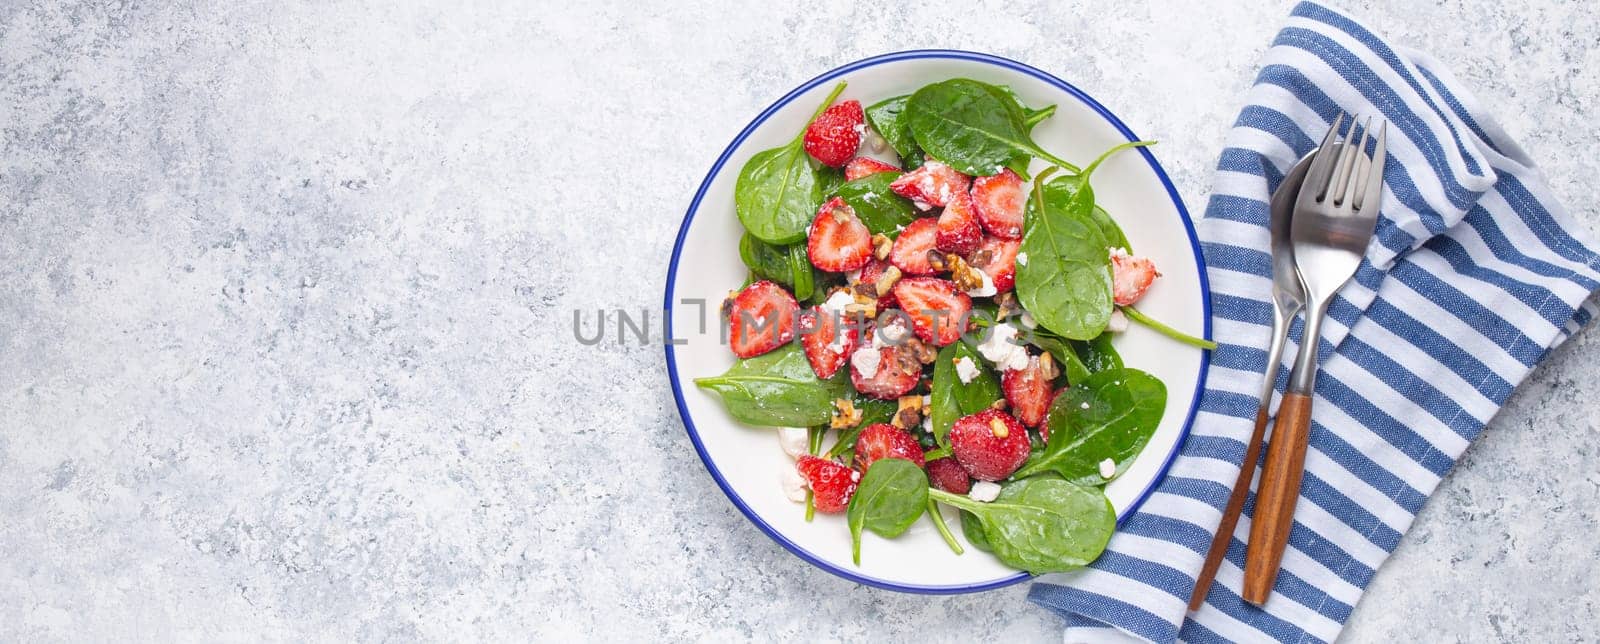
[1110,247,1161,306]
[970,169,1026,239]
[807,197,873,272]
[844,157,900,181]
[727,280,798,358]
[854,423,926,472]
[888,218,940,276]
[969,237,1021,292]
[949,410,1032,481]
[856,258,899,309]
[799,305,861,379]
[926,456,971,495]
[1002,354,1056,428]
[891,277,972,347]
[796,455,861,513]
[936,192,983,256]
[850,327,921,400]
[889,160,971,210]
[802,100,864,168]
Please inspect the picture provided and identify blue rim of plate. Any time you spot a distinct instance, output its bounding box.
[663,49,1213,595]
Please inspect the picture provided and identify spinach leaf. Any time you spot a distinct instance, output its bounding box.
[960,510,991,552]
[1012,368,1166,483]
[847,458,929,564]
[1016,167,1113,340]
[865,95,923,169]
[693,344,848,427]
[1024,104,1057,131]
[1076,333,1123,373]
[829,172,918,235]
[1025,328,1091,385]
[738,233,816,300]
[929,339,1002,446]
[735,82,846,244]
[826,398,897,459]
[1120,305,1218,350]
[929,477,1115,573]
[1089,205,1130,253]
[905,78,1079,177]
[817,165,847,196]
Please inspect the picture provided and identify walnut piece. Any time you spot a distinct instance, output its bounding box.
[830,398,862,430]
[946,254,984,292]
[872,233,893,260]
[892,395,925,429]
[873,265,903,297]
[989,416,1009,438]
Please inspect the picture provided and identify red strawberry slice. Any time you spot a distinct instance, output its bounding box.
[971,169,1026,239]
[808,197,873,272]
[949,410,1032,481]
[854,423,926,472]
[1002,354,1056,428]
[803,100,864,168]
[891,277,972,347]
[936,191,983,256]
[970,236,1021,292]
[1110,248,1160,306]
[926,456,972,495]
[796,455,860,513]
[888,217,940,276]
[850,328,921,400]
[844,157,900,181]
[889,160,971,210]
[799,305,861,379]
[856,258,899,309]
[727,280,798,358]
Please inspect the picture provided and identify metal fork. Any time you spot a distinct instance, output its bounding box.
[1243,114,1387,605]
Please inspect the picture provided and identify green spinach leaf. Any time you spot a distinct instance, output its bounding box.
[848,458,929,564]
[929,339,1002,446]
[734,82,846,244]
[1089,205,1130,253]
[1012,368,1166,483]
[1025,328,1091,385]
[1076,333,1123,373]
[929,477,1115,573]
[817,165,847,196]
[738,233,816,300]
[693,344,848,427]
[829,172,918,235]
[905,78,1079,177]
[865,95,923,169]
[960,510,991,552]
[1016,167,1114,340]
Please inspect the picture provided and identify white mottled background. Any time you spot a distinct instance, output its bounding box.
[1,1,1596,642]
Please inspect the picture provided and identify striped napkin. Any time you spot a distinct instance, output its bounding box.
[1029,2,1600,642]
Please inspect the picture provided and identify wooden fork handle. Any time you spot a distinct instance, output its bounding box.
[1243,392,1314,605]
[1187,406,1271,611]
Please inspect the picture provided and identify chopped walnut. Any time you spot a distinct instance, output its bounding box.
[995,291,1023,319]
[905,337,937,365]
[926,249,949,272]
[873,265,903,297]
[830,398,862,430]
[892,395,925,429]
[989,398,1008,411]
[989,416,1010,438]
[872,233,893,260]
[947,254,984,292]
[968,248,995,269]
[1037,352,1060,380]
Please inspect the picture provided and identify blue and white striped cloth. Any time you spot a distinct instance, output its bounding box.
[1029,3,1600,642]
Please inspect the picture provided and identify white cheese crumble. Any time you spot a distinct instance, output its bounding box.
[954,356,980,384]
[1016,251,1029,266]
[977,322,1031,372]
[782,467,809,503]
[1109,246,1132,260]
[878,319,911,345]
[821,290,854,316]
[777,427,809,459]
[969,481,1003,503]
[851,346,882,378]
[1099,458,1117,479]
[965,267,997,297]
[1107,308,1129,333]
[921,414,932,433]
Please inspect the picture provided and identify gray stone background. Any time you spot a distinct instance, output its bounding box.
[1,0,1595,641]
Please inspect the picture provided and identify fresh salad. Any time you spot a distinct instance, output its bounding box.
[694,78,1212,574]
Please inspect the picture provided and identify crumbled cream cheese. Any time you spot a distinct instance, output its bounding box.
[878,319,911,345]
[969,481,1003,503]
[977,323,1030,372]
[1016,251,1029,266]
[1107,307,1129,333]
[782,467,808,503]
[954,356,980,384]
[821,290,854,316]
[965,267,997,297]
[1099,458,1117,479]
[777,427,809,459]
[850,346,882,378]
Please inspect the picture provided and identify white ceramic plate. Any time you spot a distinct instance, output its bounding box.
[665,50,1211,593]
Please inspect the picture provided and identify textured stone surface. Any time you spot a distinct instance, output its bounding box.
[1,1,1595,641]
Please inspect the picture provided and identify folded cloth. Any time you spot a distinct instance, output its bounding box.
[1028,2,1600,642]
